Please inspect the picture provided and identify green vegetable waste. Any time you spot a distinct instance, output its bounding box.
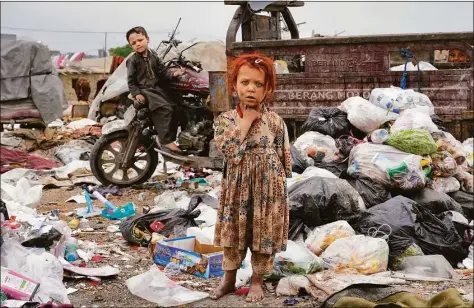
[387,129,438,155]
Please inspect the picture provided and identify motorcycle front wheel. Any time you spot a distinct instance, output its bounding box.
[90,130,159,187]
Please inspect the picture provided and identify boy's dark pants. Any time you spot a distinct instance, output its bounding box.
[143,87,182,145]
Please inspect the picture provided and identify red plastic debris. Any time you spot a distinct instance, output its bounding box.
[91,255,103,262]
[235,287,250,295]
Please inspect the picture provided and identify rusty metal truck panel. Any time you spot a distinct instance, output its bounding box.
[214,2,473,140]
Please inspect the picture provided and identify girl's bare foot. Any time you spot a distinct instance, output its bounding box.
[246,274,265,302]
[210,270,236,300]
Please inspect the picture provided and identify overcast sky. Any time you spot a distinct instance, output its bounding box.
[1,1,473,55]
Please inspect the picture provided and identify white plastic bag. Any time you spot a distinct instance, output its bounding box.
[287,167,337,188]
[236,249,252,288]
[321,235,389,274]
[1,178,43,208]
[340,96,399,133]
[152,191,178,211]
[25,252,70,304]
[305,221,355,256]
[392,255,459,281]
[127,266,208,306]
[273,240,323,277]
[294,131,338,164]
[347,143,426,190]
[427,177,461,194]
[462,138,473,167]
[186,226,215,245]
[195,203,217,227]
[369,87,435,115]
[390,108,439,133]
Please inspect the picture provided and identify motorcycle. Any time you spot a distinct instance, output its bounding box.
[90,19,222,187]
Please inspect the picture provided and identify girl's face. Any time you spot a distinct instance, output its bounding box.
[235,65,266,109]
[128,32,149,54]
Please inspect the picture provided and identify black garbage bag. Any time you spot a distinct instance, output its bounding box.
[300,107,350,138]
[313,160,348,178]
[290,144,308,174]
[289,177,364,230]
[397,188,464,215]
[22,227,62,248]
[120,196,203,246]
[449,191,474,220]
[335,135,364,158]
[356,196,470,267]
[343,175,392,209]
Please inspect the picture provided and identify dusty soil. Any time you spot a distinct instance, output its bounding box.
[37,187,473,308]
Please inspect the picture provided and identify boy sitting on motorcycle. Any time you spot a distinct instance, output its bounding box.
[125,26,185,153]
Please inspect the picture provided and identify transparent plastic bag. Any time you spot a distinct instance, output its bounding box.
[369,87,435,115]
[340,96,399,133]
[390,108,439,133]
[391,243,425,271]
[321,235,389,274]
[427,177,461,194]
[393,255,459,281]
[431,151,458,177]
[305,221,355,256]
[127,266,208,306]
[276,275,318,297]
[348,143,426,190]
[433,132,466,165]
[273,240,323,277]
[294,131,338,163]
[454,167,474,194]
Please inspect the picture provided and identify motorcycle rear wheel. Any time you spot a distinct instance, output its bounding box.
[90,130,159,187]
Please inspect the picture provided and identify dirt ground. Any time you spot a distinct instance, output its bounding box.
[36,186,474,308]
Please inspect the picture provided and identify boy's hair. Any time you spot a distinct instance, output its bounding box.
[126,26,149,43]
[228,53,277,103]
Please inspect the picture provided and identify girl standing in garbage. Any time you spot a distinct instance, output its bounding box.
[210,53,291,302]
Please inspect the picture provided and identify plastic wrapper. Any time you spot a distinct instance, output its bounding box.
[393,255,459,281]
[431,151,458,177]
[386,129,438,155]
[356,196,470,266]
[427,177,461,194]
[369,129,389,144]
[273,240,323,277]
[369,87,435,115]
[294,131,338,164]
[462,138,473,168]
[390,243,424,271]
[390,108,439,133]
[321,235,389,274]
[305,221,356,256]
[348,143,426,190]
[126,266,208,306]
[288,166,338,188]
[288,177,366,230]
[340,96,399,133]
[454,167,474,194]
[300,107,351,138]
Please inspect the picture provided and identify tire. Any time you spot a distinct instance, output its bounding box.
[90,130,159,187]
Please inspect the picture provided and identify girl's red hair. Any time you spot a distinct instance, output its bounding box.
[228,53,276,103]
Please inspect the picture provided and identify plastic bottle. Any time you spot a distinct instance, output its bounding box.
[64,238,79,262]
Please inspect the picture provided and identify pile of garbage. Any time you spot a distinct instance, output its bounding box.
[1,86,472,307]
[289,87,473,278]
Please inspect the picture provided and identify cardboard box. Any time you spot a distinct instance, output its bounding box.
[154,236,224,279]
[0,267,40,301]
